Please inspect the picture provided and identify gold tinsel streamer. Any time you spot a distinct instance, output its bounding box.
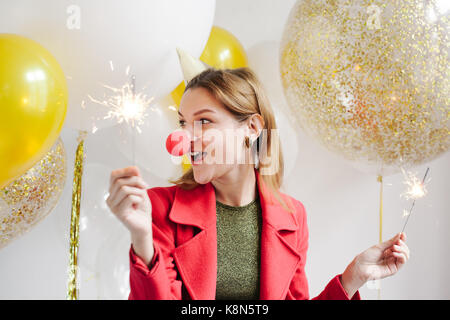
[67,130,87,300]
[377,175,383,245]
[377,174,383,300]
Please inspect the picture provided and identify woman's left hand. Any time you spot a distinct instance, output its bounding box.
[355,232,410,281]
[341,232,410,297]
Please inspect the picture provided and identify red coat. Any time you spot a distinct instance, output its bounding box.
[128,168,361,300]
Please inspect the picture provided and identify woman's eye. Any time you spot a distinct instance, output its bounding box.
[178,119,210,127]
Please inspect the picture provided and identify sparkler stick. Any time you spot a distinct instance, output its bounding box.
[401,167,430,233]
[130,75,136,166]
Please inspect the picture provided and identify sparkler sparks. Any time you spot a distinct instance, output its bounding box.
[87,76,154,134]
[87,63,156,166]
[401,167,430,233]
[401,167,430,201]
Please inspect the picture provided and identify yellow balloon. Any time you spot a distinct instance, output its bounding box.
[181,154,191,173]
[0,34,67,188]
[171,26,248,106]
[200,26,248,69]
[171,81,185,109]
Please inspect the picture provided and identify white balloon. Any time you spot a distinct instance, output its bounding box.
[247,41,300,179]
[95,229,131,299]
[51,161,122,272]
[0,0,215,131]
[78,163,122,271]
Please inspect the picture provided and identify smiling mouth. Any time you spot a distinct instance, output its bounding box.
[190,151,207,163]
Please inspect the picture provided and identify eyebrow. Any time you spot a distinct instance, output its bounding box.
[177,108,216,117]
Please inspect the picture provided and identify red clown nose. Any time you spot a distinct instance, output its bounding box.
[165,129,191,156]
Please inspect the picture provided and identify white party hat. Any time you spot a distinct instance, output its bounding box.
[176,47,210,84]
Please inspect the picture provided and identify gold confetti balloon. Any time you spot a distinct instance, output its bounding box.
[280,0,450,175]
[0,138,66,249]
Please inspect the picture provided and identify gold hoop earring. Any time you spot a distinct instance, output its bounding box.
[244,136,250,148]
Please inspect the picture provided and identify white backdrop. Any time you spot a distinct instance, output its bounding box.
[0,0,449,299]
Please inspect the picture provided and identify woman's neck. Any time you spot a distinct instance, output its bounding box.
[212,165,257,207]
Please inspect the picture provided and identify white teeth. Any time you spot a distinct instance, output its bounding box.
[190,151,206,161]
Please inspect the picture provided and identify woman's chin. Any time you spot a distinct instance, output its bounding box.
[192,167,213,185]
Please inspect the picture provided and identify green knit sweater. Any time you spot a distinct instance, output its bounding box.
[215,193,262,300]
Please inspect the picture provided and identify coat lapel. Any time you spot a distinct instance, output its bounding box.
[255,169,301,299]
[169,182,217,300]
[168,169,301,300]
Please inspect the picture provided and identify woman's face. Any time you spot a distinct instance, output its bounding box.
[178,87,253,184]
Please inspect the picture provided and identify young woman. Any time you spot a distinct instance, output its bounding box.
[106,68,410,300]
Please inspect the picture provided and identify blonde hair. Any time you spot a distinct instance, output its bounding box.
[169,67,294,213]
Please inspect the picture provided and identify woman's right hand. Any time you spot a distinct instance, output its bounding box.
[107,166,152,240]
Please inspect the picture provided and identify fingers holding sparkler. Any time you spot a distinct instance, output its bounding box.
[383,233,410,263]
[353,232,410,283]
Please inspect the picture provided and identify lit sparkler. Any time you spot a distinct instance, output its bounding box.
[401,167,430,233]
[88,77,153,132]
[88,65,154,165]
